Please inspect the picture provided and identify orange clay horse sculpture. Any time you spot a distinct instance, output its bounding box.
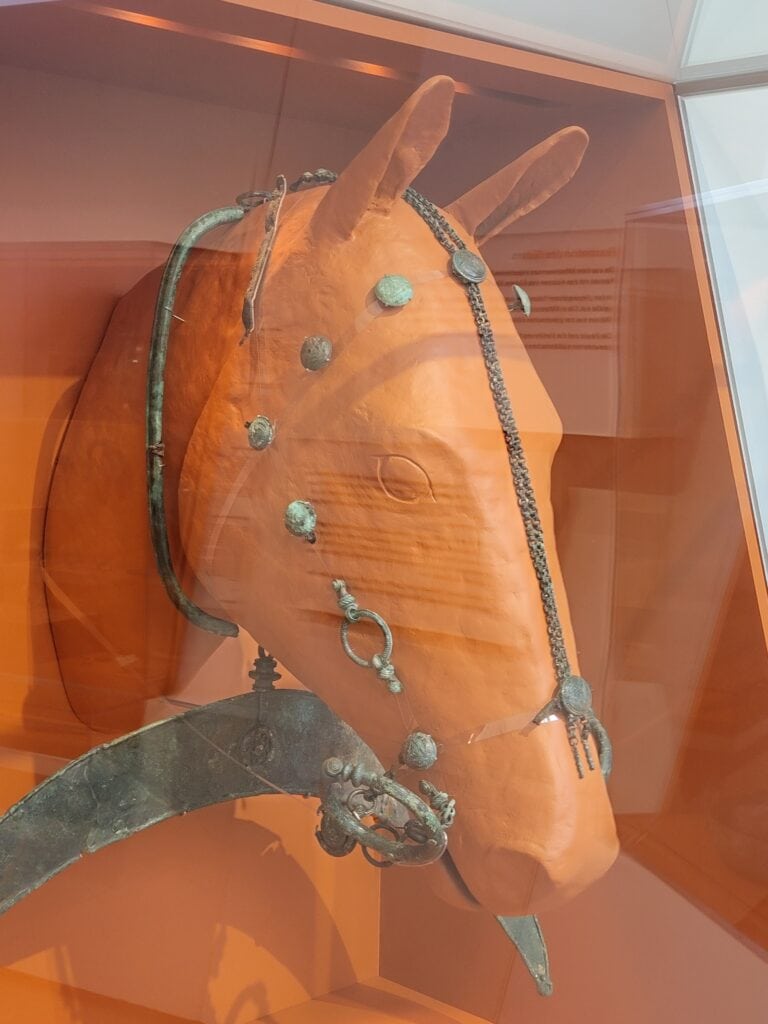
[41,76,617,926]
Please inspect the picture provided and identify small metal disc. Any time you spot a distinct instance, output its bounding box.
[324,757,345,778]
[560,675,593,717]
[300,335,333,371]
[374,274,413,308]
[245,415,275,450]
[400,731,438,770]
[508,283,532,317]
[284,499,317,540]
[451,248,487,284]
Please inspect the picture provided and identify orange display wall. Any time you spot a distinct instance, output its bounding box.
[1,1,766,1021]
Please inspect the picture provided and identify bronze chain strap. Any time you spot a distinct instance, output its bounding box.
[402,187,610,779]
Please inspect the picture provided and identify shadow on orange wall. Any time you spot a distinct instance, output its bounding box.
[0,792,376,1022]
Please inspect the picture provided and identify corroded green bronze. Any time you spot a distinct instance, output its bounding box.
[146,204,246,638]
[400,731,438,769]
[450,248,487,284]
[533,674,613,778]
[509,283,532,316]
[321,758,447,866]
[246,415,275,450]
[300,334,333,370]
[284,499,317,541]
[497,915,552,996]
[333,579,404,694]
[0,688,386,917]
[374,274,414,307]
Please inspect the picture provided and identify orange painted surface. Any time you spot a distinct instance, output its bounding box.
[0,967,194,1024]
[0,958,498,1024]
[0,972,493,1024]
[1,0,767,1019]
[0,241,170,759]
[259,977,492,1023]
[0,753,379,1020]
[0,240,378,1022]
[45,76,617,919]
[380,852,768,1022]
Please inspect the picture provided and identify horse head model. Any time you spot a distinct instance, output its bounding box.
[4,76,618,995]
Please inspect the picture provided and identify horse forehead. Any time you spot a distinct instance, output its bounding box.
[270,198,479,312]
[264,202,514,395]
[252,196,558,442]
[280,312,546,441]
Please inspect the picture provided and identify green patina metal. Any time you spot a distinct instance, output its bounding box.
[300,334,333,370]
[146,185,286,637]
[497,915,553,996]
[509,282,532,317]
[450,248,487,284]
[284,499,317,541]
[321,757,447,866]
[374,273,414,307]
[0,687,390,916]
[533,674,613,777]
[146,203,246,639]
[400,731,438,770]
[332,579,404,694]
[246,415,275,450]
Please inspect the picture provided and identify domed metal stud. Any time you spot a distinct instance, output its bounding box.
[245,415,275,450]
[374,274,413,308]
[284,500,317,542]
[451,248,487,284]
[508,283,532,317]
[399,731,438,770]
[300,335,333,371]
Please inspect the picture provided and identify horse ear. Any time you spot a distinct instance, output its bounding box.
[446,126,588,245]
[310,76,455,244]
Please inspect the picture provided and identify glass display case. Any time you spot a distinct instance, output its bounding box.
[1,1,766,1021]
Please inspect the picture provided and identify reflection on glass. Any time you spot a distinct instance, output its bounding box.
[0,0,767,1021]
[684,0,768,67]
[682,85,768,563]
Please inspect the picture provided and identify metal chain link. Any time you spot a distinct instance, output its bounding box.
[403,188,572,692]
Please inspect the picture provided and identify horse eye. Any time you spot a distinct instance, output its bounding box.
[376,454,434,504]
